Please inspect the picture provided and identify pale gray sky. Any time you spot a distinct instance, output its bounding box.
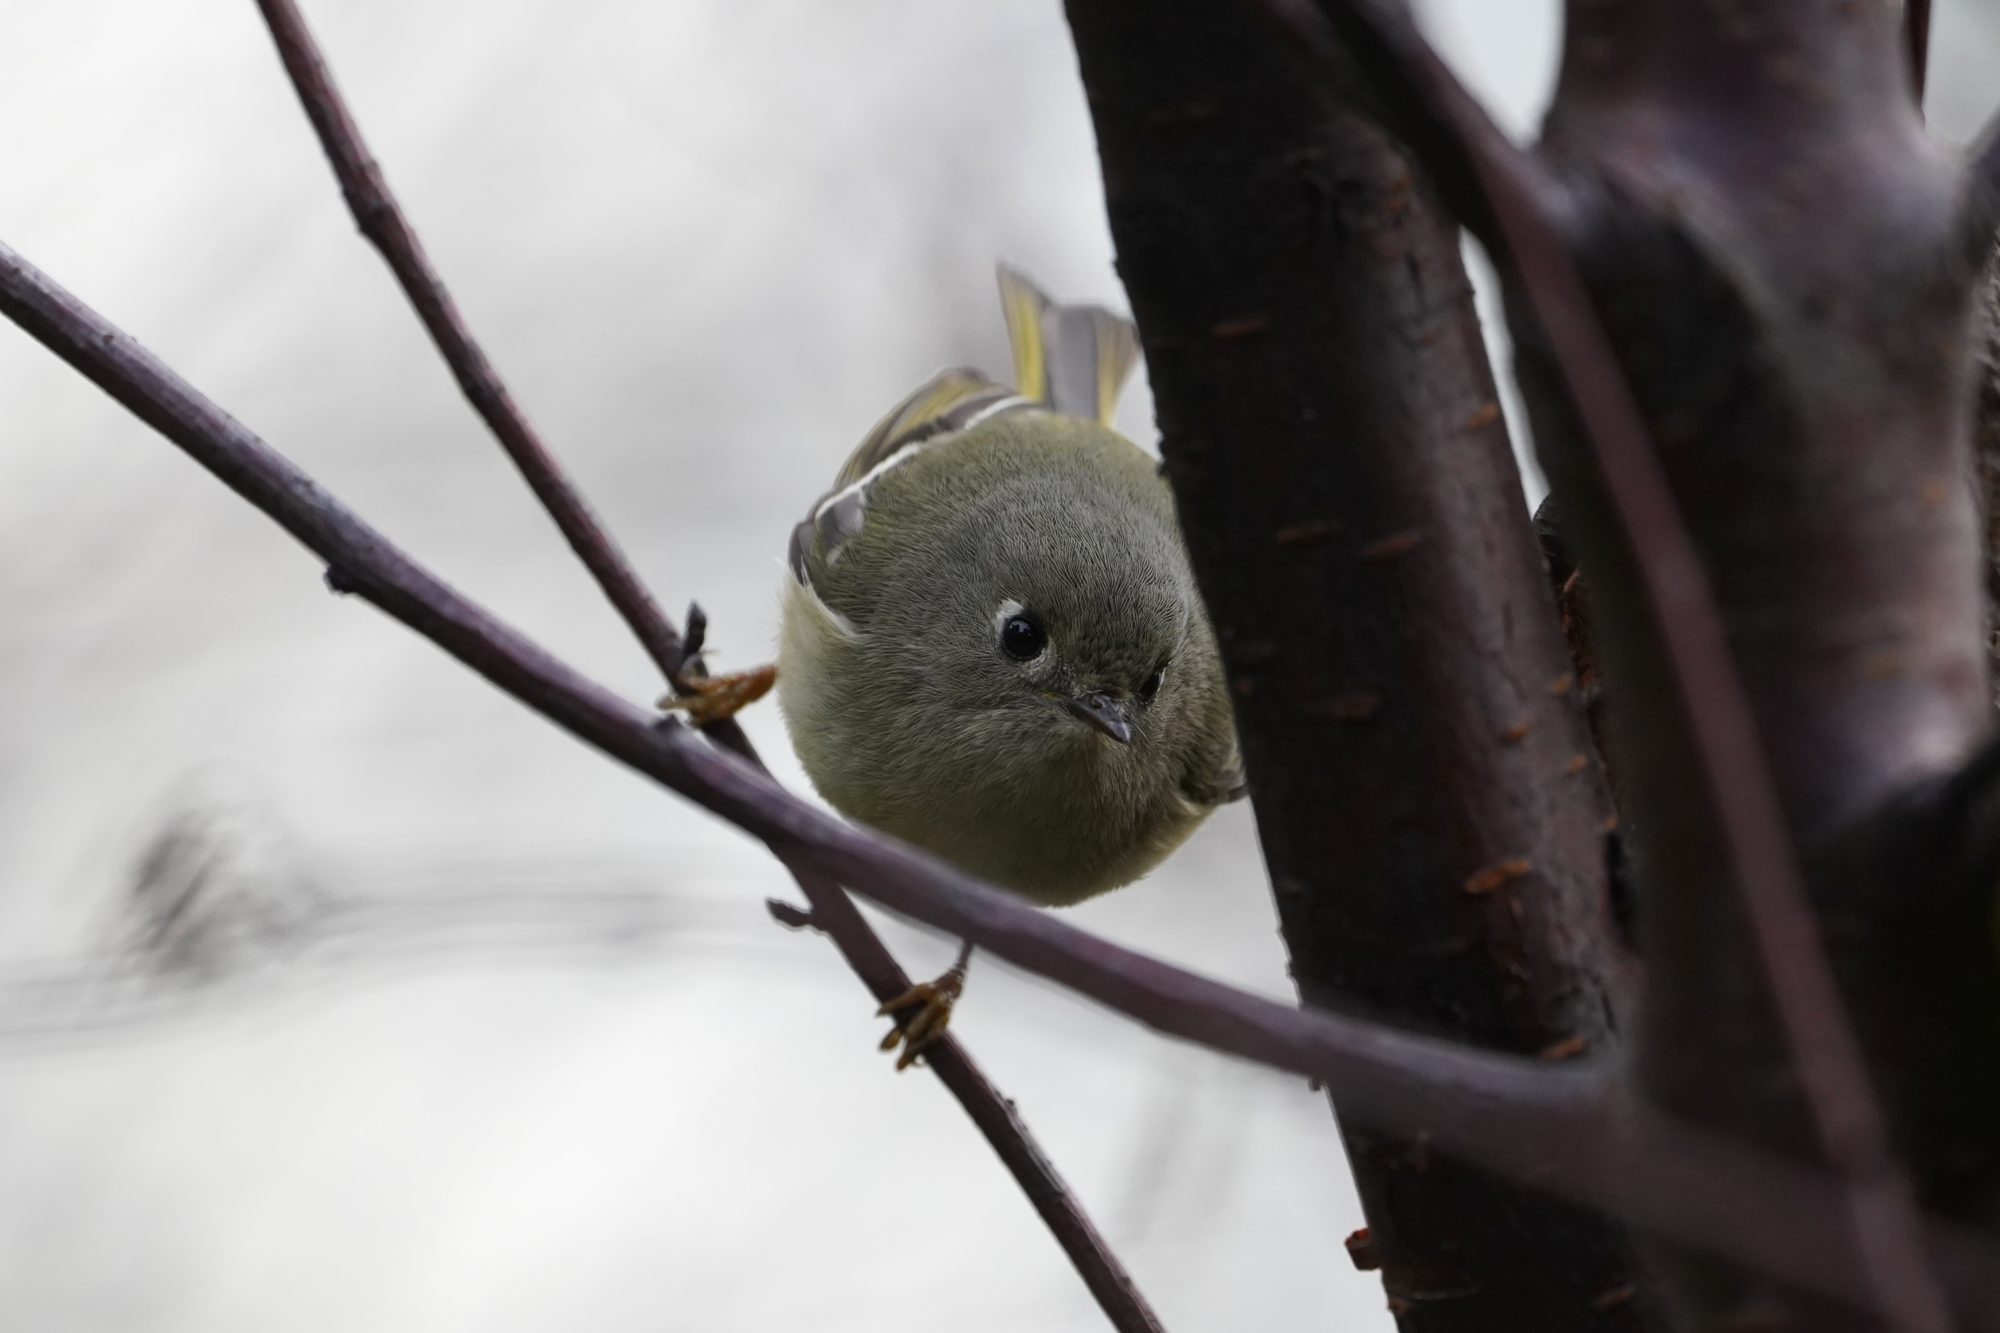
[0,4,1993,1331]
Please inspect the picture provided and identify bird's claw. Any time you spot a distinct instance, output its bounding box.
[876,964,966,1071]
[656,664,777,725]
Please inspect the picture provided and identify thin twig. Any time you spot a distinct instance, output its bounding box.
[1259,1,1952,1327]
[246,4,1161,1327]
[1907,0,1933,107]
[8,243,2000,1318]
[253,0,691,684]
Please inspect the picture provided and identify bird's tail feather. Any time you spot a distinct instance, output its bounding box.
[996,264,1140,426]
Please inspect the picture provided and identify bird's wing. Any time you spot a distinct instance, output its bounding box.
[789,265,1143,608]
[789,367,1034,596]
[834,367,1022,489]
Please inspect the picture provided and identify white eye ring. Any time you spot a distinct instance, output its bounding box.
[993,599,1050,661]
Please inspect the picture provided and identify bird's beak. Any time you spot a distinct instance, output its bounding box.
[1063,690,1133,744]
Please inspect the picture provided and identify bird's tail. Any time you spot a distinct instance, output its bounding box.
[996,264,1141,427]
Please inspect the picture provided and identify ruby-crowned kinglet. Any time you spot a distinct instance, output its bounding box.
[777,266,1244,906]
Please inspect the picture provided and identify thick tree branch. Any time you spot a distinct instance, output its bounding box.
[244,4,1164,1326]
[1252,4,1953,1327]
[10,240,2000,1320]
[1253,0,1516,250]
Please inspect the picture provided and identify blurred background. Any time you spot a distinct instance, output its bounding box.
[1,3,1994,1329]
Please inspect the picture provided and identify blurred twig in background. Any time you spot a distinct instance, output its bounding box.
[0,807,697,1042]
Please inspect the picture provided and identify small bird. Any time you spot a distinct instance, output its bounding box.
[773,265,1244,1063]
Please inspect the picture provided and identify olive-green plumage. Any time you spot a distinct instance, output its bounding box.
[777,268,1242,906]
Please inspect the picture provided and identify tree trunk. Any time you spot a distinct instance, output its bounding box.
[1507,4,2000,1328]
[1065,4,1648,1328]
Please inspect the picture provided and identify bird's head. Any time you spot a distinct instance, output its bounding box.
[892,476,1205,777]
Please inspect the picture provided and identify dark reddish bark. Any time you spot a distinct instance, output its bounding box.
[1977,248,2000,696]
[1064,4,1647,1328]
[1510,4,2000,1329]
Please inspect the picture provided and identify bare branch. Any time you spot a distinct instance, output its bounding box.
[775,883,1171,1333]
[252,0,693,685]
[243,4,1162,1326]
[1253,3,1951,1326]
[1907,0,1933,106]
[10,241,2000,1318]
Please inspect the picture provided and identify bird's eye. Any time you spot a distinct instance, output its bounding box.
[999,614,1047,660]
[1138,663,1166,703]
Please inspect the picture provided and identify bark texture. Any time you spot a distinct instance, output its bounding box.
[1507,4,2000,1328]
[1065,4,1646,1328]
[1977,248,2000,695]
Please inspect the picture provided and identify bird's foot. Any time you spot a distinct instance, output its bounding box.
[656,664,777,725]
[876,960,968,1071]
